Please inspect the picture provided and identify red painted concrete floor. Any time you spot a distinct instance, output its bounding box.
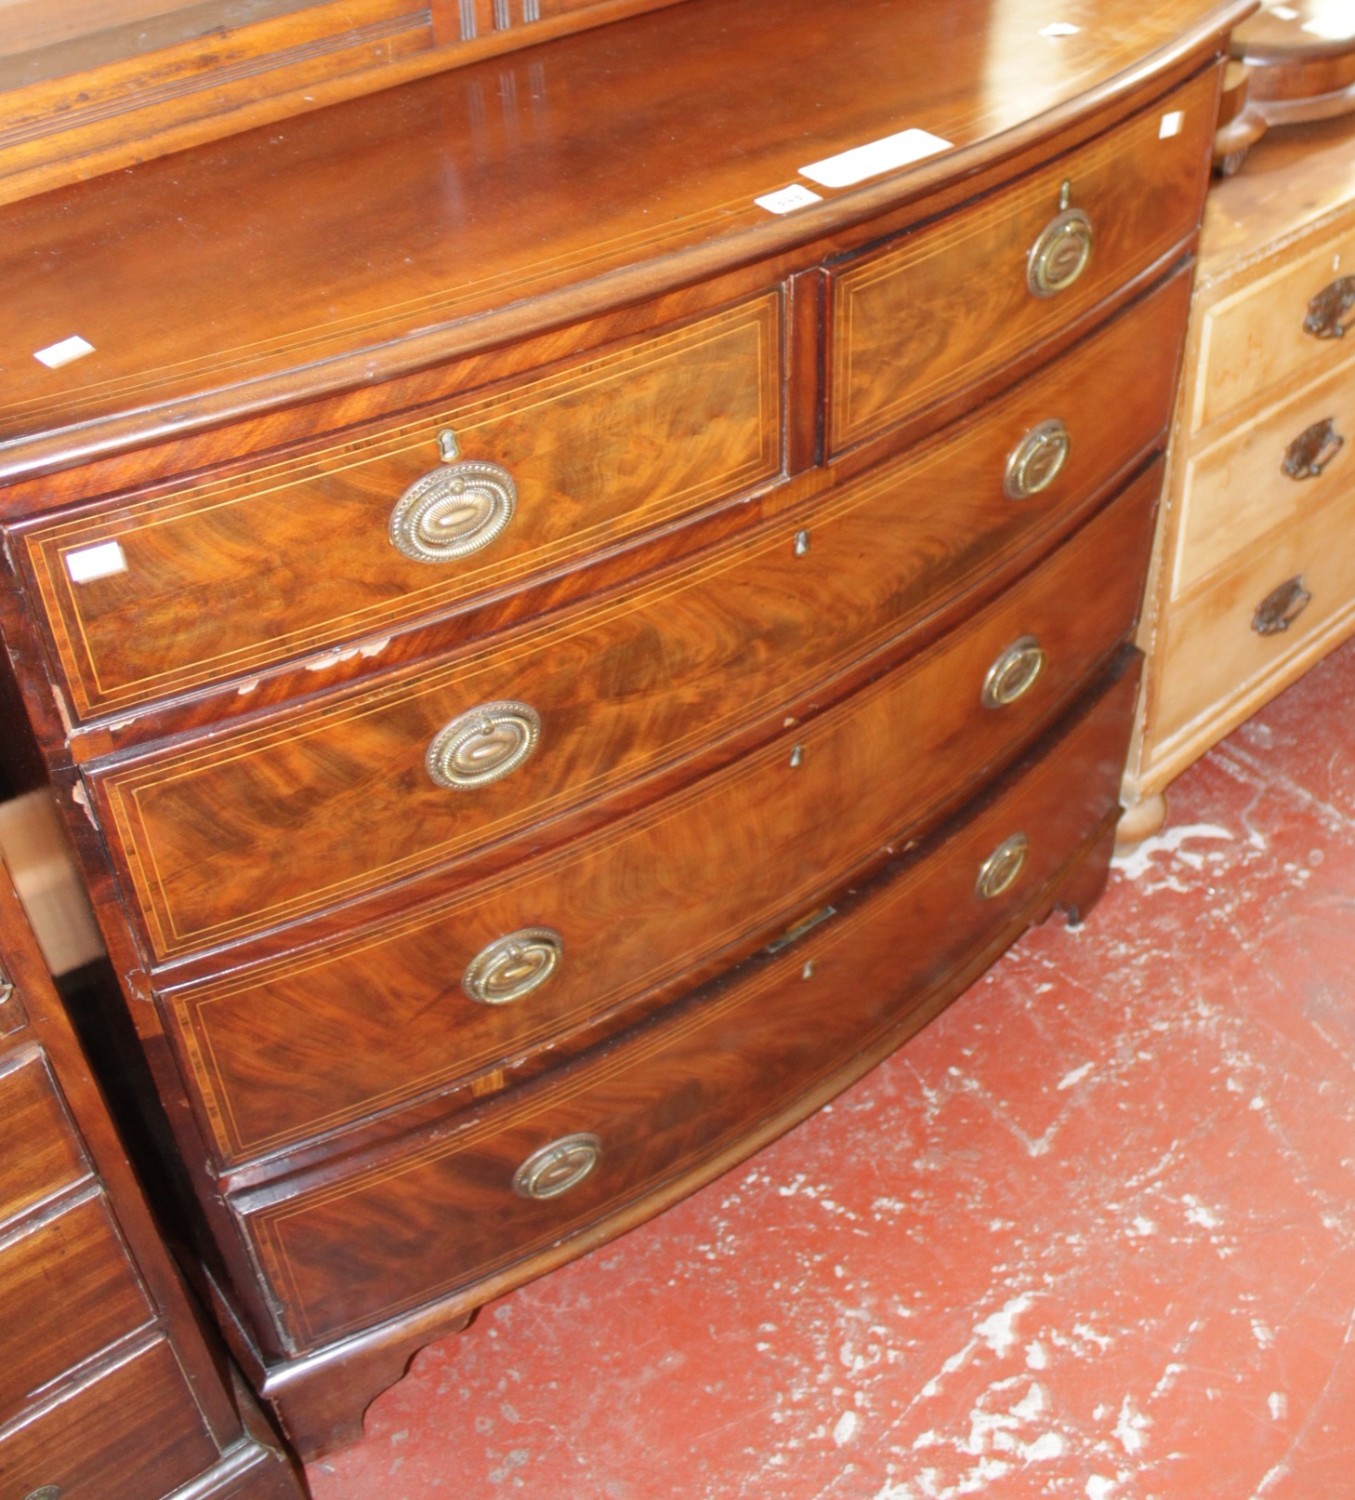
[305,640,1355,1500]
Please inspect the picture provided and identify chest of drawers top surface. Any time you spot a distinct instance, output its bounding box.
[0,0,1243,479]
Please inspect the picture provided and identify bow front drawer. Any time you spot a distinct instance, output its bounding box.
[826,69,1216,455]
[17,291,784,722]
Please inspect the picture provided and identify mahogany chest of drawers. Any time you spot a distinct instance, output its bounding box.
[0,0,1250,1462]
[1123,109,1355,839]
[0,848,303,1496]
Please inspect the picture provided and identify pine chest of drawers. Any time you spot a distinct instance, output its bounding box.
[1123,110,1355,838]
[0,0,1249,1462]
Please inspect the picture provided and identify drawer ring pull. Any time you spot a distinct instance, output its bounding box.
[1027,193,1092,299]
[976,833,1029,901]
[463,928,564,1005]
[1004,419,1070,499]
[1304,275,1355,340]
[513,1133,603,1200]
[1281,418,1344,480]
[1251,576,1311,637]
[427,701,540,789]
[389,458,518,563]
[981,636,1046,709]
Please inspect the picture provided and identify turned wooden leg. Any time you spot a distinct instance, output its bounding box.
[1115,791,1167,850]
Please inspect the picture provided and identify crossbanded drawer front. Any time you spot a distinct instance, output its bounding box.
[1151,461,1355,754]
[169,462,1161,1165]
[93,277,1184,965]
[825,68,1217,455]
[0,1338,219,1500]
[20,291,783,721]
[0,1050,89,1227]
[1173,358,1353,593]
[0,1193,155,1419]
[241,654,1139,1353]
[1190,222,1355,435]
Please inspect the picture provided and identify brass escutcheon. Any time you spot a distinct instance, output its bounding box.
[1027,194,1093,299]
[426,701,541,789]
[463,928,563,1005]
[389,456,517,563]
[976,833,1030,901]
[513,1133,603,1200]
[1004,419,1071,499]
[981,636,1046,709]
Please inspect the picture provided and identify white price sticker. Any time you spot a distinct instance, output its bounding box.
[65,540,127,585]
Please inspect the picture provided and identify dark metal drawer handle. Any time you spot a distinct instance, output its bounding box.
[463,928,563,1005]
[513,1133,602,1200]
[1004,419,1070,500]
[1028,183,1092,298]
[1252,576,1311,637]
[389,428,517,563]
[426,701,540,789]
[981,636,1046,709]
[1282,418,1344,480]
[976,833,1030,901]
[1304,275,1355,340]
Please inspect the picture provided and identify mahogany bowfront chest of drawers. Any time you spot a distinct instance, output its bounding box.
[0,0,1250,1462]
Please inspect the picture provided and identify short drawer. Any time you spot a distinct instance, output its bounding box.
[18,291,784,721]
[1151,471,1355,751]
[0,1193,154,1418]
[93,277,1184,964]
[0,1338,219,1500]
[0,1050,88,1227]
[242,653,1139,1353]
[826,68,1216,455]
[168,461,1162,1166]
[1173,359,1354,593]
[1190,222,1355,435]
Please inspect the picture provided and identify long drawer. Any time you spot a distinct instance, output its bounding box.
[167,461,1160,1167]
[17,290,784,721]
[91,276,1185,966]
[826,69,1216,454]
[241,649,1139,1354]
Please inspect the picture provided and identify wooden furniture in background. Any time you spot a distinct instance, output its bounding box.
[0,0,685,205]
[0,850,305,1496]
[1122,110,1355,842]
[0,0,1248,1462]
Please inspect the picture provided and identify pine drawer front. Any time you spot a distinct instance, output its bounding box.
[0,1194,155,1418]
[825,69,1217,456]
[1173,360,1354,594]
[0,1339,220,1500]
[241,656,1139,1354]
[91,279,1183,966]
[0,1051,89,1225]
[1190,224,1355,435]
[1151,472,1355,755]
[169,464,1161,1166]
[19,291,784,722]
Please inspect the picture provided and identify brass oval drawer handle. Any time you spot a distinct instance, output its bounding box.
[1282,418,1344,480]
[463,928,563,1005]
[24,1488,63,1500]
[427,701,541,789]
[1004,419,1070,499]
[981,636,1046,709]
[1251,576,1311,637]
[513,1133,603,1200]
[1304,275,1355,340]
[1027,187,1092,299]
[390,430,517,563]
[976,833,1029,901]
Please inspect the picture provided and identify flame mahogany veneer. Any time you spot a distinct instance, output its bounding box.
[0,0,1252,1465]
